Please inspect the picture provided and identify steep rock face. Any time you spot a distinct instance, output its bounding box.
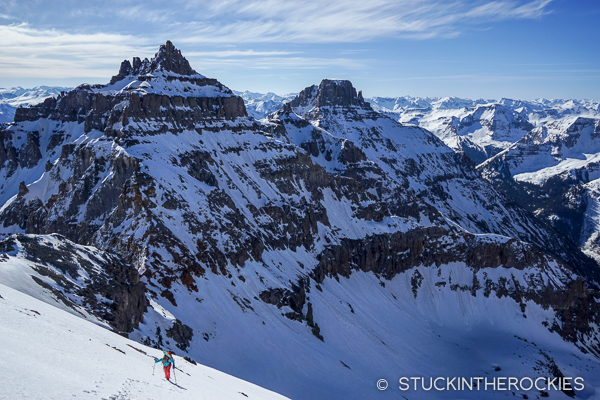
[0,86,71,123]
[111,40,195,84]
[267,80,599,284]
[0,234,147,333]
[1,44,600,400]
[479,117,600,260]
[290,79,368,110]
[13,84,246,132]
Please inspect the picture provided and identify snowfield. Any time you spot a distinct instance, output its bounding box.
[2,42,600,400]
[0,283,291,400]
[2,263,600,400]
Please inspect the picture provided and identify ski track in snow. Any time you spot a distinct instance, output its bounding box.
[0,283,291,400]
[2,66,600,400]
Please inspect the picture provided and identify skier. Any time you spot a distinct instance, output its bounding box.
[155,350,175,381]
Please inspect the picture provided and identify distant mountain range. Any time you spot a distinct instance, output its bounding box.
[370,96,600,164]
[0,86,72,123]
[7,87,598,166]
[233,90,297,120]
[2,44,600,399]
[237,91,600,165]
[479,117,600,261]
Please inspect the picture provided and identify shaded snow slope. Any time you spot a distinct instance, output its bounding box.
[133,261,600,400]
[2,44,600,400]
[0,283,291,400]
[3,251,600,400]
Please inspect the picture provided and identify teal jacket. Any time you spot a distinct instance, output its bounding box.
[156,354,174,367]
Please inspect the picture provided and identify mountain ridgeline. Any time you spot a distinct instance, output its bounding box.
[1,42,600,400]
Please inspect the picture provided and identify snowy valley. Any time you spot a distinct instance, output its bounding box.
[1,42,600,400]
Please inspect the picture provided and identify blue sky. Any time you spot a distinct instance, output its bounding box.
[0,0,598,100]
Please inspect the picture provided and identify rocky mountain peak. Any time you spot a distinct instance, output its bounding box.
[290,79,368,110]
[151,40,196,76]
[567,116,600,133]
[110,41,198,84]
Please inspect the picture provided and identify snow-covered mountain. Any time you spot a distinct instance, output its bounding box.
[372,97,600,164]
[0,282,291,400]
[1,42,600,400]
[0,86,71,123]
[264,80,597,277]
[233,92,600,165]
[479,117,600,261]
[234,90,296,120]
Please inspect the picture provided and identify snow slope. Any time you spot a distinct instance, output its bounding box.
[0,283,291,400]
[2,43,600,400]
[86,70,234,98]
[3,254,600,400]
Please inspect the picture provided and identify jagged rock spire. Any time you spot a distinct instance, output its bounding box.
[150,40,196,76]
[110,41,197,84]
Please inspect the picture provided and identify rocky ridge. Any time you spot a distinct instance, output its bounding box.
[1,43,599,400]
[479,117,600,260]
[0,233,147,333]
[243,91,600,166]
[267,80,599,283]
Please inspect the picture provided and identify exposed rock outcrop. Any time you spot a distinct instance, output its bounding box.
[0,234,147,334]
[290,79,369,109]
[1,42,599,388]
[166,319,194,352]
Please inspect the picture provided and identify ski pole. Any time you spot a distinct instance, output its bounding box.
[173,364,177,384]
[153,360,155,376]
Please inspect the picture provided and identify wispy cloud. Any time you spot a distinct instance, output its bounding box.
[0,0,556,84]
[186,50,299,57]
[0,1,557,50]
[0,22,359,80]
[0,23,151,79]
[161,0,555,43]
[465,0,552,19]
[33,0,552,44]
[191,56,368,70]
